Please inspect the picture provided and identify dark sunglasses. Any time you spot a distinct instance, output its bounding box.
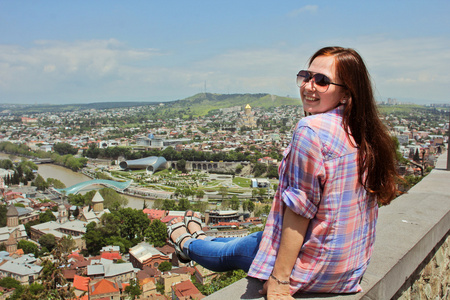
[296,70,346,92]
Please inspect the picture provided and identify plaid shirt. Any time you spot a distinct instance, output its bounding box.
[248,106,378,293]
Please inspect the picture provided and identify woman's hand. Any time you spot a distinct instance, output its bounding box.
[259,277,294,300]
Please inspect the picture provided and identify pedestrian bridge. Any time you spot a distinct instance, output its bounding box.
[53,179,133,195]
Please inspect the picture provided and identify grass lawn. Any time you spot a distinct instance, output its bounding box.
[233,177,251,187]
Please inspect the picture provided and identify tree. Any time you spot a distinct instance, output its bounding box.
[145,219,167,247]
[46,178,66,189]
[219,187,228,201]
[113,208,150,242]
[39,209,57,223]
[99,188,128,210]
[158,261,172,272]
[53,142,78,155]
[177,159,187,172]
[58,235,76,255]
[83,222,105,255]
[243,200,255,213]
[125,278,142,300]
[30,238,76,299]
[34,174,49,191]
[413,149,420,162]
[0,205,7,227]
[17,240,39,257]
[162,199,176,211]
[177,198,191,211]
[230,195,240,210]
[39,234,57,253]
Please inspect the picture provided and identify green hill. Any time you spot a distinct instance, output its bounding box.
[164,93,300,116]
[1,93,300,115]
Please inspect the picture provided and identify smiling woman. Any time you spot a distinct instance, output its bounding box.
[166,46,398,300]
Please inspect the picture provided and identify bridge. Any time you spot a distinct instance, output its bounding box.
[53,179,133,195]
[31,158,53,164]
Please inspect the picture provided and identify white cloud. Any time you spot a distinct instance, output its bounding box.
[288,5,318,17]
[0,35,449,104]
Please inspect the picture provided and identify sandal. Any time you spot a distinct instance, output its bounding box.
[167,219,191,263]
[184,210,206,239]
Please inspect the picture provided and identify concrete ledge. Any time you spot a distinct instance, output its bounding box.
[205,152,450,300]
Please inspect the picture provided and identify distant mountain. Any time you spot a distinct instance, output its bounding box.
[0,93,300,115]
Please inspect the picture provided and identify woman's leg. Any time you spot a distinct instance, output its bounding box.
[183,231,263,273]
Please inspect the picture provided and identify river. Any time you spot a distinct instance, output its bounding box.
[0,153,148,210]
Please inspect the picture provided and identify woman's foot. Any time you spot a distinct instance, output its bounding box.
[167,217,191,262]
[184,210,206,239]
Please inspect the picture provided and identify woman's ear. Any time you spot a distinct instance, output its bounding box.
[341,93,351,105]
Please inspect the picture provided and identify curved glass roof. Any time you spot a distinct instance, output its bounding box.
[54,179,133,195]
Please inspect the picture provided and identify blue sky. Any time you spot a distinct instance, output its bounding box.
[1,1,449,105]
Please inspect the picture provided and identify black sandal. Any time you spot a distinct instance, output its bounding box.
[167,220,191,263]
[184,210,206,239]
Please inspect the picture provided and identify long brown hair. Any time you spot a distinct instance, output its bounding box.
[309,47,397,205]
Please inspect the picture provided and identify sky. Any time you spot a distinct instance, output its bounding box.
[0,1,449,105]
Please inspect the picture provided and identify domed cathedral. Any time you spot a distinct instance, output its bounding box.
[238,104,257,129]
[0,205,27,253]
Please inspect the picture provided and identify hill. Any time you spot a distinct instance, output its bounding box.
[162,93,300,116]
[0,93,300,115]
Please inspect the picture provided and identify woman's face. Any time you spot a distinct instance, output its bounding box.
[300,55,346,115]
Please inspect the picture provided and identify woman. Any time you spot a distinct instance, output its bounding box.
[168,46,397,299]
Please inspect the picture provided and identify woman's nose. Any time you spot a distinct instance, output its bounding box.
[303,79,315,91]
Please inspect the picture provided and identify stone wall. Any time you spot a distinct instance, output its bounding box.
[394,233,449,300]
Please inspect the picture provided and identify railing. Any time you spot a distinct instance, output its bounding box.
[205,151,450,299]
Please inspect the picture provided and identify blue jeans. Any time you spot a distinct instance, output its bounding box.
[183,231,263,272]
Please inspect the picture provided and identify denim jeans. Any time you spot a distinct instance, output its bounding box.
[183,231,263,272]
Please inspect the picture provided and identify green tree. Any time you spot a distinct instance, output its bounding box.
[177,159,187,172]
[125,278,142,300]
[162,199,177,211]
[32,238,76,299]
[83,222,105,255]
[158,261,172,272]
[219,187,228,201]
[177,198,191,211]
[46,178,66,189]
[53,142,78,155]
[230,195,240,210]
[0,276,22,289]
[39,209,57,223]
[39,234,57,253]
[17,240,39,257]
[243,200,255,213]
[145,219,167,247]
[34,174,49,191]
[113,208,150,242]
[0,205,8,227]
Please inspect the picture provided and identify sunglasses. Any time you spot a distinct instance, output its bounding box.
[296,70,346,93]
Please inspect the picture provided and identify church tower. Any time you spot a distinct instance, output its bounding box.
[6,205,19,228]
[92,191,104,213]
[245,104,252,115]
[58,204,68,223]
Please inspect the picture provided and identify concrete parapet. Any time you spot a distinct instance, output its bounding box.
[204,152,450,300]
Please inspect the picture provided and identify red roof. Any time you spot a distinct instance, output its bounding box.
[173,280,204,299]
[143,209,166,220]
[100,252,122,261]
[160,215,177,224]
[89,279,119,295]
[73,275,90,291]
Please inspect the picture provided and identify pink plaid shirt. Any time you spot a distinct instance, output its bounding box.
[248,106,378,293]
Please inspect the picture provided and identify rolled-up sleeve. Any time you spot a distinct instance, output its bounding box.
[282,125,325,219]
